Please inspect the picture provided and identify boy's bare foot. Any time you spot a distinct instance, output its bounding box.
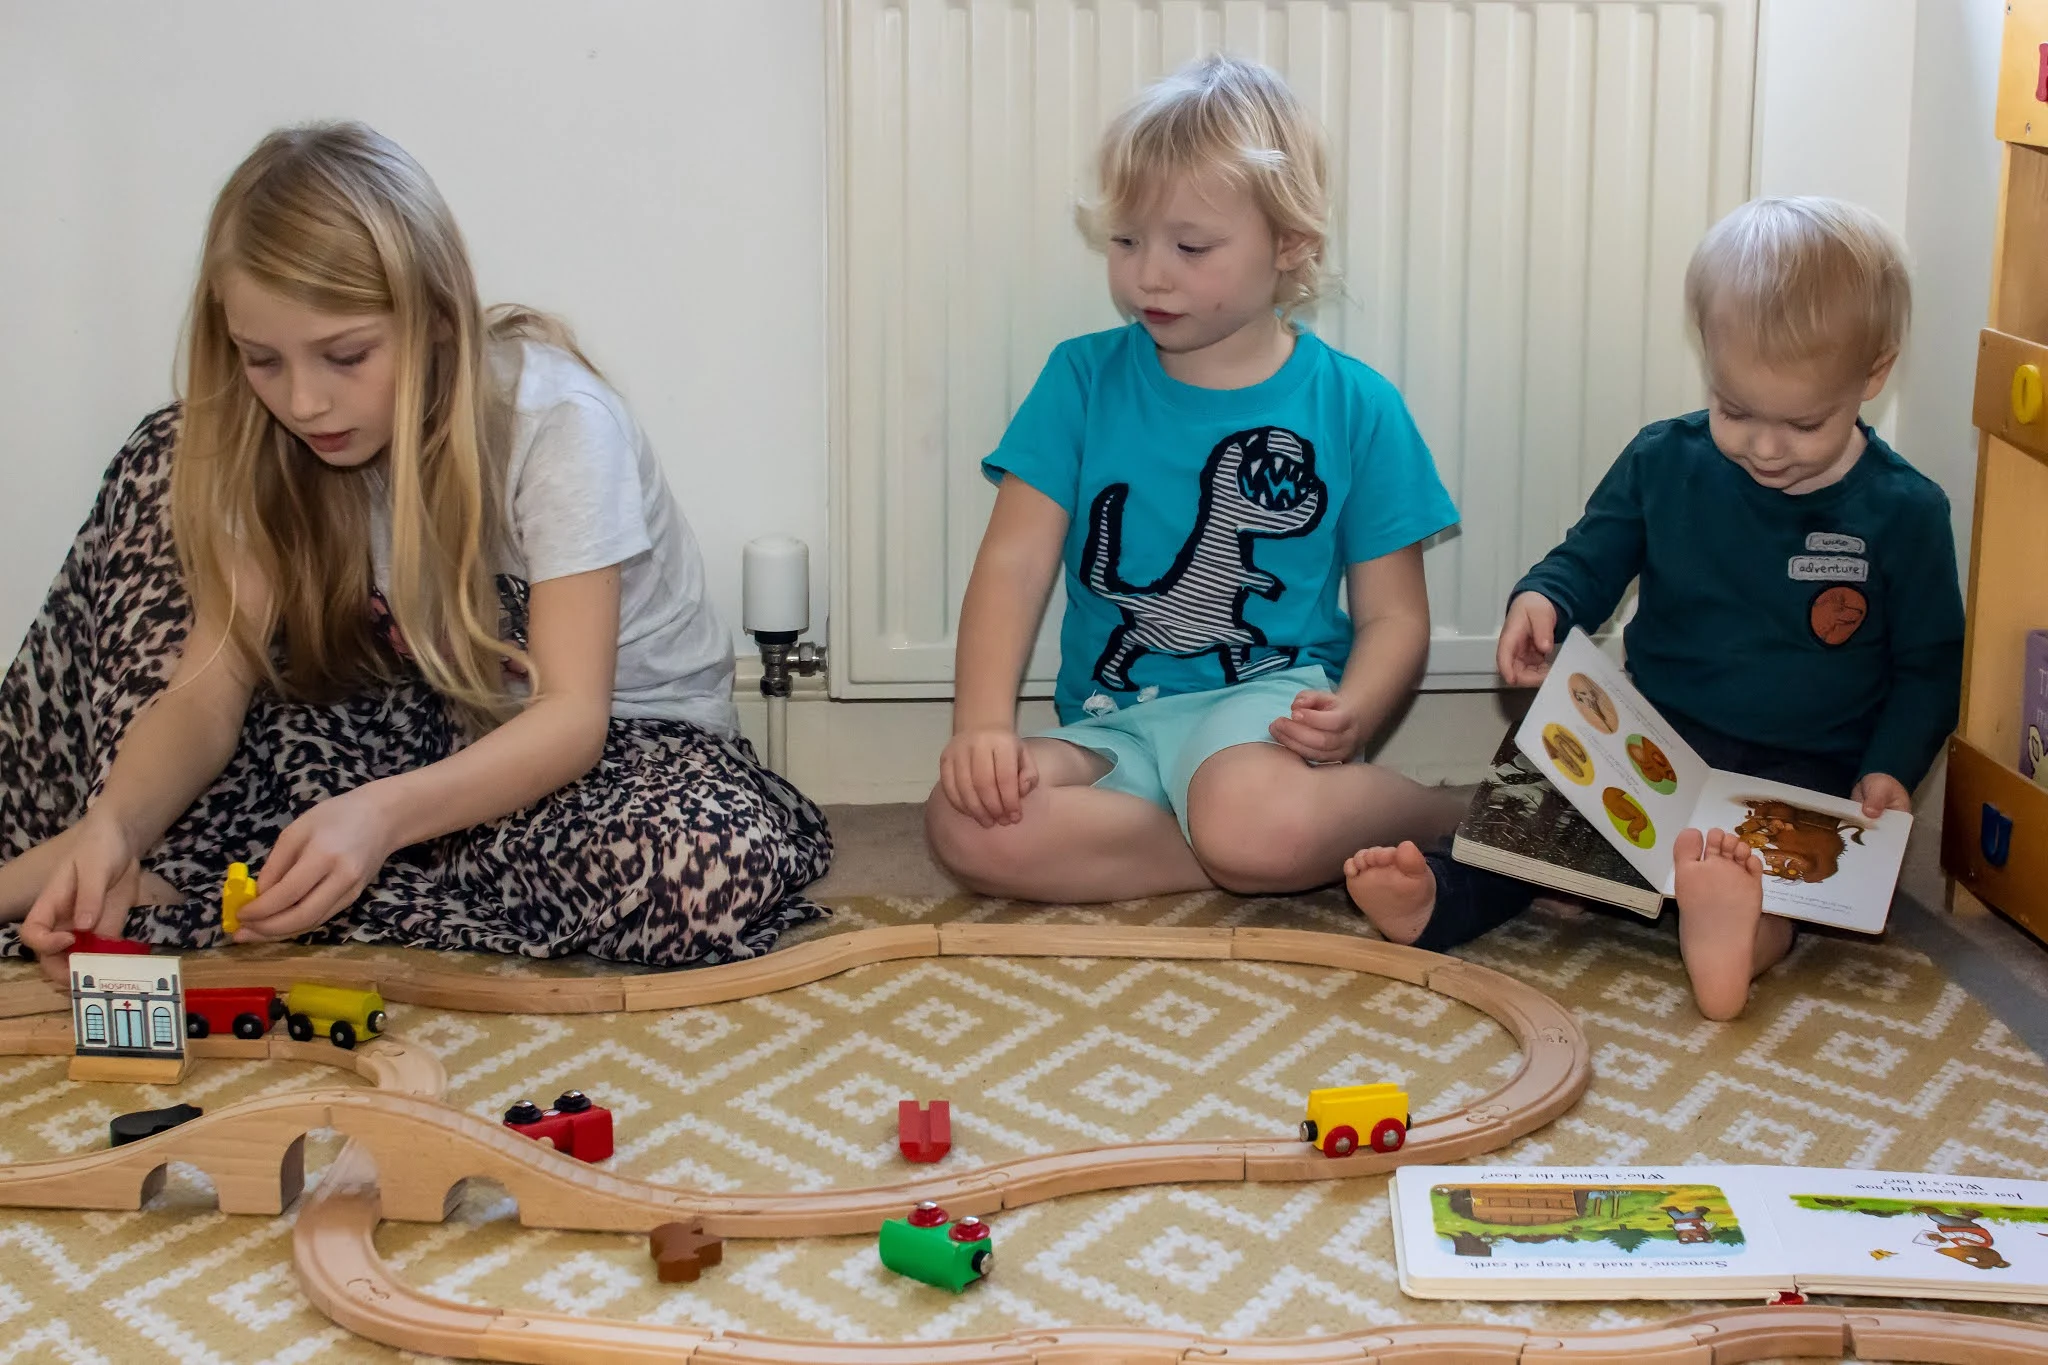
[1675,827,1774,1021]
[1344,841,1437,945]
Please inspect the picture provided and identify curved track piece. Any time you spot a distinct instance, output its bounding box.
[295,1156,2048,1364]
[0,923,1564,1020]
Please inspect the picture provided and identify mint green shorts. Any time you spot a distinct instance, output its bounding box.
[1037,664,1332,839]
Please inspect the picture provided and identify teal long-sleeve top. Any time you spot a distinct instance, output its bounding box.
[1512,412,1964,788]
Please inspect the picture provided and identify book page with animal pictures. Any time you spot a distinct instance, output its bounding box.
[1752,1167,2048,1301]
[1512,629,1713,895]
[1688,772,1909,934]
[1388,1165,1793,1299]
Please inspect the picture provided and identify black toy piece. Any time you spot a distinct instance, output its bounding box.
[109,1103,204,1147]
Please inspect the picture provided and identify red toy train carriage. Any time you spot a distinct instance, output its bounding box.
[185,986,287,1040]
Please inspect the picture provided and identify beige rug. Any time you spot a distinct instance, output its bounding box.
[3,887,2046,1362]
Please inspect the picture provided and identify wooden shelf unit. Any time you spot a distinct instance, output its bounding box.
[1942,3,2048,936]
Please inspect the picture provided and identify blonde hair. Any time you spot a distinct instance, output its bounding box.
[1078,54,1330,317]
[1684,196,1911,381]
[172,122,593,732]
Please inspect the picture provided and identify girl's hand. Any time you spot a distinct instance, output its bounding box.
[19,819,142,978]
[234,785,398,943]
[939,726,1039,827]
[1496,592,1561,686]
[1270,690,1364,764]
[1850,772,1912,819]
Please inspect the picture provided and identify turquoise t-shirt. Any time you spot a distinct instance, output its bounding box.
[984,323,1458,724]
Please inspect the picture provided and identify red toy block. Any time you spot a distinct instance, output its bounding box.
[503,1090,613,1163]
[68,930,150,956]
[898,1099,951,1163]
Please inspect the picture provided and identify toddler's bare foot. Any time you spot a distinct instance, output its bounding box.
[1344,841,1437,945]
[1675,828,1767,1021]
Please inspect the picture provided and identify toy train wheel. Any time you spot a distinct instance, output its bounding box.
[365,1009,387,1034]
[268,996,288,1022]
[330,1020,358,1050]
[971,1249,993,1277]
[1322,1125,1359,1158]
[287,1013,314,1043]
[1299,1119,1318,1144]
[232,1013,266,1040]
[1371,1117,1406,1153]
[185,1013,210,1040]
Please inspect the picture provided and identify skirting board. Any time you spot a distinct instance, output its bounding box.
[731,660,1519,805]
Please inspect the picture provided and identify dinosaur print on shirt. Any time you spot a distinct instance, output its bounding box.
[1080,425,1328,691]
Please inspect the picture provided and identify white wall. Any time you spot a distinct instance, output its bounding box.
[0,0,828,657]
[1896,0,2006,560]
[1754,0,2003,558]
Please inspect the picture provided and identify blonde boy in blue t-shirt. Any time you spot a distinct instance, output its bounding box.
[925,55,1464,902]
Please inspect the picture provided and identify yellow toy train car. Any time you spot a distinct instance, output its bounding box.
[283,983,387,1051]
[1299,1082,1409,1158]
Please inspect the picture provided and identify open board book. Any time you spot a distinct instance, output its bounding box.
[1450,732,1664,916]
[1493,628,1911,934]
[1391,1165,2048,1303]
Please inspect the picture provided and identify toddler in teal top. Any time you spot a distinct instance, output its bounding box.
[926,54,1464,902]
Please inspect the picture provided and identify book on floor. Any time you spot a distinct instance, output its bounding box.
[1509,628,1909,935]
[1390,1164,2048,1304]
[1450,732,1665,918]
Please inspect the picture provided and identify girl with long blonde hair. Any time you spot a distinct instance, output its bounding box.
[1,122,830,967]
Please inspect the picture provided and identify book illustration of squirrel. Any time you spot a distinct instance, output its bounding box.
[1733,798,1868,884]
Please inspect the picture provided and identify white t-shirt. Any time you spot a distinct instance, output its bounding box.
[370,341,737,734]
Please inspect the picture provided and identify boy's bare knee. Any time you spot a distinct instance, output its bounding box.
[923,788,1031,895]
[1188,795,1318,894]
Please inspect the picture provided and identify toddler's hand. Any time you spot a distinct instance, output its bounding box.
[939,727,1039,828]
[1497,592,1560,686]
[1850,772,1911,819]
[233,785,397,944]
[1270,690,1364,764]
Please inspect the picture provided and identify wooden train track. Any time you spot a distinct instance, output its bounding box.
[4,925,2045,1362]
[0,926,1585,1226]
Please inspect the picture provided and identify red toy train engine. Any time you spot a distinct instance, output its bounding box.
[503,1090,613,1163]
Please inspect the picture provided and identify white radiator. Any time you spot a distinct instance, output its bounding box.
[828,0,1756,697]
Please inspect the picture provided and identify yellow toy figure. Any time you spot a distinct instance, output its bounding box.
[221,862,258,935]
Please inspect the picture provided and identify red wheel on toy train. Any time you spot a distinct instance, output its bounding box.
[232,1013,266,1040]
[1322,1124,1359,1158]
[1371,1117,1407,1153]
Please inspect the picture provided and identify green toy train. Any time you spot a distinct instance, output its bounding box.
[876,1201,993,1292]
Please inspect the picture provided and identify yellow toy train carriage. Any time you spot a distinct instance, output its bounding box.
[283,983,386,1051]
[1299,1082,1409,1158]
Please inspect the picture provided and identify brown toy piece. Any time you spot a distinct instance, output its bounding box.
[647,1220,723,1282]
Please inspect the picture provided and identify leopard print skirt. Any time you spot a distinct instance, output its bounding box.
[0,407,833,966]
